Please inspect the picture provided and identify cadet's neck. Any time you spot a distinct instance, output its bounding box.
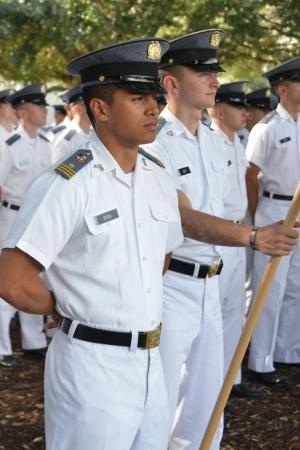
[213,118,235,142]
[20,120,37,138]
[167,99,202,136]
[280,99,299,121]
[96,128,138,173]
[0,119,13,133]
[73,114,91,134]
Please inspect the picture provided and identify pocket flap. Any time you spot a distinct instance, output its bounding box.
[150,201,178,222]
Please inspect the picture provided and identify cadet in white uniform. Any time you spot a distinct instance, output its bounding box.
[142,31,300,450]
[0,39,184,450]
[51,86,91,162]
[210,81,259,399]
[246,56,300,385]
[143,30,237,450]
[0,84,51,369]
[0,89,17,143]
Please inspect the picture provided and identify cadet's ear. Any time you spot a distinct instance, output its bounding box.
[90,98,109,123]
[162,75,179,96]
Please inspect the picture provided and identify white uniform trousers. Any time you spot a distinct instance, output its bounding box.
[160,270,223,450]
[45,330,169,450]
[248,197,300,372]
[0,206,47,354]
[218,247,246,384]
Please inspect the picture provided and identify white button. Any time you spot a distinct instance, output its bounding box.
[164,215,168,219]
[138,223,142,228]
[146,288,151,294]
[142,256,147,262]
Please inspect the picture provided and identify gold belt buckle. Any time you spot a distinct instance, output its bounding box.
[207,263,219,278]
[144,327,161,349]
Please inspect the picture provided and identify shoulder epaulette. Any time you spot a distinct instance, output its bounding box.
[64,129,76,141]
[52,124,66,134]
[201,119,213,131]
[55,148,93,180]
[38,133,50,143]
[138,148,165,169]
[260,110,277,124]
[5,133,21,146]
[156,117,166,134]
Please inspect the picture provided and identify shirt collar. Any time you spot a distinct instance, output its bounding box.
[89,132,151,179]
[160,106,197,140]
[276,103,300,124]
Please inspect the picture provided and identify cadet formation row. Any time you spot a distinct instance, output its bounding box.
[0,28,299,450]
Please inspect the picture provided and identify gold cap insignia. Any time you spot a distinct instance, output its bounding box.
[266,88,271,97]
[168,58,174,64]
[147,41,161,61]
[210,32,221,47]
[99,75,105,82]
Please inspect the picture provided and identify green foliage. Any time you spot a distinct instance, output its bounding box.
[0,0,299,88]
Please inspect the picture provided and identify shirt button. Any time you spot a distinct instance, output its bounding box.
[146,288,151,294]
[138,223,142,228]
[142,256,147,262]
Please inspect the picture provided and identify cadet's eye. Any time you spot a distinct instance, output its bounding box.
[132,95,144,102]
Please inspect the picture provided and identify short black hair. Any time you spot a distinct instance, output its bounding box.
[82,84,118,127]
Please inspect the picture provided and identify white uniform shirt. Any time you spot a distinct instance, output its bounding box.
[52,120,91,162]
[237,127,249,148]
[4,133,183,331]
[143,107,229,265]
[246,103,300,195]
[0,126,52,205]
[47,116,72,144]
[211,124,248,221]
[0,125,10,143]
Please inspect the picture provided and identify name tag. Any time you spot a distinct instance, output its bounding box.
[280,137,291,144]
[178,166,191,176]
[96,209,119,225]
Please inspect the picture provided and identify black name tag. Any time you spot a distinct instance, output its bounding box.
[96,209,119,225]
[280,137,291,144]
[178,166,191,176]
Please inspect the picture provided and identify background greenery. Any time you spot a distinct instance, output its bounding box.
[0,0,299,90]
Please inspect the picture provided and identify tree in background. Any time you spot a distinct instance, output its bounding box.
[0,0,299,89]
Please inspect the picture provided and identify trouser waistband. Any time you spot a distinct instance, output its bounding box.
[59,317,161,350]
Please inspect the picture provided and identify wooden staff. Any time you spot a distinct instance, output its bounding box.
[200,181,300,450]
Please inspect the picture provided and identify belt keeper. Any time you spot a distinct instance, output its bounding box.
[67,319,79,338]
[130,331,139,352]
[249,227,259,251]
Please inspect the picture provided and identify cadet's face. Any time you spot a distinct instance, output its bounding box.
[25,103,48,127]
[105,89,160,146]
[178,68,220,110]
[0,103,17,124]
[286,80,300,105]
[222,103,248,131]
[247,107,268,130]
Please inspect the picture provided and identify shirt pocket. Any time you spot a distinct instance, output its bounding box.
[149,200,179,261]
[82,209,128,272]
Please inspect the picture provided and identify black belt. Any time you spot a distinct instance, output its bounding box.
[263,191,293,201]
[2,200,20,211]
[169,258,223,278]
[60,317,161,350]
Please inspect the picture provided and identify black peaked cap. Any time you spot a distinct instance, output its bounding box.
[246,87,278,110]
[7,84,48,107]
[59,86,82,105]
[0,89,16,103]
[215,81,248,106]
[263,56,300,86]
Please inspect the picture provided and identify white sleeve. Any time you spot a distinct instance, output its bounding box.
[4,170,86,270]
[0,144,13,186]
[246,124,270,170]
